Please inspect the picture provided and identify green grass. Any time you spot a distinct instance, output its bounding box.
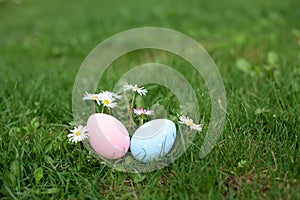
[1,0,300,199]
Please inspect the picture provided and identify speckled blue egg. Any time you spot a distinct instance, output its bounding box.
[130,119,176,163]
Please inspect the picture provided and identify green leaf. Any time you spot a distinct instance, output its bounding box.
[233,34,246,46]
[236,58,251,74]
[255,108,270,115]
[124,156,136,165]
[135,95,144,108]
[30,117,40,130]
[69,121,77,126]
[291,78,300,92]
[4,172,16,187]
[267,51,279,65]
[44,188,60,194]
[34,167,43,184]
[44,155,54,164]
[237,160,247,168]
[10,160,20,178]
[44,142,53,154]
[252,65,263,77]
[291,28,300,37]
[150,104,167,119]
[132,174,146,183]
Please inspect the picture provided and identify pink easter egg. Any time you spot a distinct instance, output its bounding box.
[87,113,130,160]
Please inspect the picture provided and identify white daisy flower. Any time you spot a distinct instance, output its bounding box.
[102,90,122,100]
[133,108,154,116]
[123,83,134,91]
[112,93,122,100]
[179,115,202,131]
[123,83,148,96]
[67,125,88,143]
[144,109,154,116]
[98,91,117,108]
[133,107,144,115]
[192,124,202,131]
[82,92,101,105]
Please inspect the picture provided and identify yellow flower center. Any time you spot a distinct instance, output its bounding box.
[75,131,81,136]
[187,121,194,126]
[133,86,139,91]
[103,99,110,105]
[92,95,98,100]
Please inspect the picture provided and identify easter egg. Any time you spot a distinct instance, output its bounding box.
[87,113,130,160]
[130,119,176,163]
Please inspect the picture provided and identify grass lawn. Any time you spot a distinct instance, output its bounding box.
[0,0,299,199]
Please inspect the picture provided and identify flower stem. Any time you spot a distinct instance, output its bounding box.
[129,94,135,130]
[139,117,144,126]
[101,105,104,113]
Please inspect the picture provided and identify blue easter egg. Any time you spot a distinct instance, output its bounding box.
[130,119,176,163]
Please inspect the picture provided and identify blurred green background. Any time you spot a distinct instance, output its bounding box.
[0,0,299,199]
